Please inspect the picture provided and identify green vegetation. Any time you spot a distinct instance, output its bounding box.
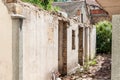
[83,59,97,71]
[88,59,97,66]
[22,0,60,11]
[96,21,112,53]
[54,0,68,2]
[75,59,97,74]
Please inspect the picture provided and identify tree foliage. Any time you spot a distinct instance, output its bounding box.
[96,21,112,53]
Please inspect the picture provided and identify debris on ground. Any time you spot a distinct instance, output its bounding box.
[61,54,111,80]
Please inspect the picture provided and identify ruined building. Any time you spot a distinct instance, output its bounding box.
[0,0,96,80]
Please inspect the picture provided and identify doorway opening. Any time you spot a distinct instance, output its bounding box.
[58,20,67,75]
[78,27,84,66]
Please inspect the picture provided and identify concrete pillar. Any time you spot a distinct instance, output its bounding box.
[85,27,90,63]
[89,26,96,60]
[89,27,91,60]
[112,15,120,80]
[83,27,85,65]
[12,18,20,80]
[11,14,25,80]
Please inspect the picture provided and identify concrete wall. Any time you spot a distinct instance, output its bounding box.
[112,15,120,80]
[67,20,79,74]
[0,1,94,80]
[83,25,96,63]
[0,0,13,80]
[89,26,96,59]
[84,27,90,62]
[20,4,59,80]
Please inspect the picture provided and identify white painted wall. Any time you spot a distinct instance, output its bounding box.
[0,0,12,80]
[90,26,96,59]
[21,4,58,80]
[67,20,79,74]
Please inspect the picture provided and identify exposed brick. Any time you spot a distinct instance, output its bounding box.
[13,3,22,14]
[48,27,54,44]
[76,9,81,16]
[7,3,22,14]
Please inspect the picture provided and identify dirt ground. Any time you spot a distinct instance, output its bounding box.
[61,54,111,80]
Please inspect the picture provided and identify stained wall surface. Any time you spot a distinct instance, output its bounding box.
[0,0,12,80]
[90,26,96,59]
[67,20,79,74]
[20,3,59,80]
[0,1,95,80]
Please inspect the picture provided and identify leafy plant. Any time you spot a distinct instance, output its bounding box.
[88,59,97,66]
[82,58,97,72]
[54,0,68,2]
[96,21,112,53]
[22,0,60,11]
[83,62,89,71]
[41,0,53,10]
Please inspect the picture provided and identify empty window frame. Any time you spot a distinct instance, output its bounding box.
[72,30,75,49]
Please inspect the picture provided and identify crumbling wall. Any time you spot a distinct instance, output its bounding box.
[0,0,13,80]
[67,20,79,74]
[19,3,59,80]
[0,1,95,80]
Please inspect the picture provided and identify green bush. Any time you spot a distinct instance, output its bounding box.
[22,0,59,11]
[96,21,112,53]
[54,0,68,2]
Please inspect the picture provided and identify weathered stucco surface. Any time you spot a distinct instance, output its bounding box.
[112,15,120,80]
[20,3,59,80]
[67,20,79,74]
[0,0,12,80]
[90,26,96,59]
[84,27,90,62]
[0,1,96,80]
[12,19,21,80]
